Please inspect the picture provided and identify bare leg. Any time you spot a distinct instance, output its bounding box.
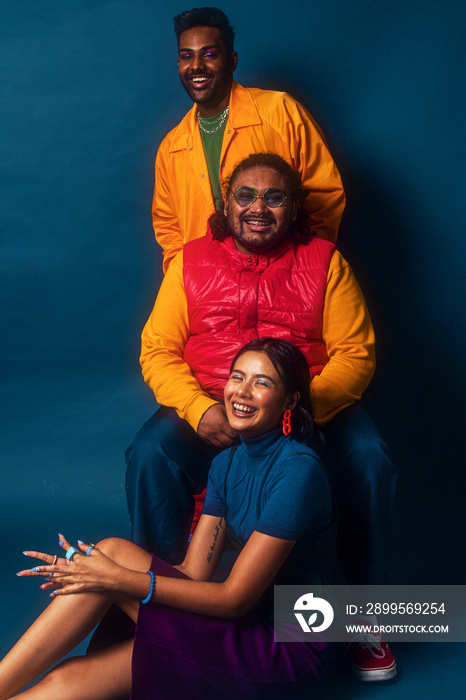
[0,539,152,699]
[12,640,133,700]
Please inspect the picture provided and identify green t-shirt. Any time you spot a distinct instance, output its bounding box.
[198,113,228,211]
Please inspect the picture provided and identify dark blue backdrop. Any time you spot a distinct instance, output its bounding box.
[1,0,465,695]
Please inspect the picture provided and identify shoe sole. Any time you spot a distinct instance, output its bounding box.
[352,659,397,682]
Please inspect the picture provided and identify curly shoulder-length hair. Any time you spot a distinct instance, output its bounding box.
[209,152,313,245]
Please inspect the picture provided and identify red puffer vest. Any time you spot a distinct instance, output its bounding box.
[183,231,335,401]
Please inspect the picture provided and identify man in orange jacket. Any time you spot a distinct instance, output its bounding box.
[153,7,345,272]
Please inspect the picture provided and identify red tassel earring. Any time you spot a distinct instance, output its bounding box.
[282,409,292,436]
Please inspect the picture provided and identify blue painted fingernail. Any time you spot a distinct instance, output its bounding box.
[58,541,64,547]
[22,551,28,556]
[31,567,40,572]
[77,540,84,545]
[16,572,22,576]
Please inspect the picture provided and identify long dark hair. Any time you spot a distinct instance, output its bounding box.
[229,337,314,441]
[210,152,313,245]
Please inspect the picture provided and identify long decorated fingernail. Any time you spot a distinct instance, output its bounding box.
[16,572,22,576]
[31,567,40,572]
[77,540,84,545]
[22,551,28,556]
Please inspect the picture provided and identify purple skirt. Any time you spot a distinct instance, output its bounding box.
[130,556,333,700]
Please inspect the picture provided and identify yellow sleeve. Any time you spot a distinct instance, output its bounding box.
[311,251,376,424]
[281,95,345,243]
[152,148,184,275]
[140,251,218,430]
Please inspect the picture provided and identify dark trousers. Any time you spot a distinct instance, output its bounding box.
[125,404,397,582]
[316,405,398,584]
[125,407,221,563]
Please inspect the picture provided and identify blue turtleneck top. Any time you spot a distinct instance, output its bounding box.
[203,428,333,584]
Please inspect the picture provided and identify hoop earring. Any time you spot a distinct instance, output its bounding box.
[282,409,292,436]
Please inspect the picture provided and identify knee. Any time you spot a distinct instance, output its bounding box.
[125,423,167,488]
[126,421,163,467]
[95,537,127,559]
[126,410,206,493]
[345,436,397,486]
[126,409,189,471]
[325,407,397,480]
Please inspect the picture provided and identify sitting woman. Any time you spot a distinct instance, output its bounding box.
[1,338,334,700]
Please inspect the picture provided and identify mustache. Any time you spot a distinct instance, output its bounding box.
[240,212,276,224]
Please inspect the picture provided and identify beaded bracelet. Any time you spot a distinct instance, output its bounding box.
[141,570,155,604]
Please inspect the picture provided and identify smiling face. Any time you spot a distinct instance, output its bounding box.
[177,26,237,116]
[224,351,298,439]
[226,167,295,255]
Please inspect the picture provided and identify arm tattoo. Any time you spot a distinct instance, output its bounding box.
[206,517,224,563]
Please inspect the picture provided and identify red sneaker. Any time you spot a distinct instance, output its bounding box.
[349,630,397,681]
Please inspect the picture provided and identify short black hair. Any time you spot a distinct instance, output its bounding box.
[210,152,313,245]
[173,7,235,54]
[230,337,315,441]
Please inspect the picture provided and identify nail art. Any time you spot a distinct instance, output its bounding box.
[22,551,28,556]
[16,572,22,576]
[77,540,84,545]
[31,567,40,572]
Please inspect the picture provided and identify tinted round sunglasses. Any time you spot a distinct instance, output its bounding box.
[231,186,289,208]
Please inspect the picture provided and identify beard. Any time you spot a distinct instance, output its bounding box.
[226,210,290,255]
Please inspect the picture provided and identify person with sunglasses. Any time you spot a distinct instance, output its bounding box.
[153,7,345,273]
[3,339,338,698]
[127,152,398,680]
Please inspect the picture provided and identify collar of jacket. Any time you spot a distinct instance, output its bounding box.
[168,81,261,153]
[213,227,296,271]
